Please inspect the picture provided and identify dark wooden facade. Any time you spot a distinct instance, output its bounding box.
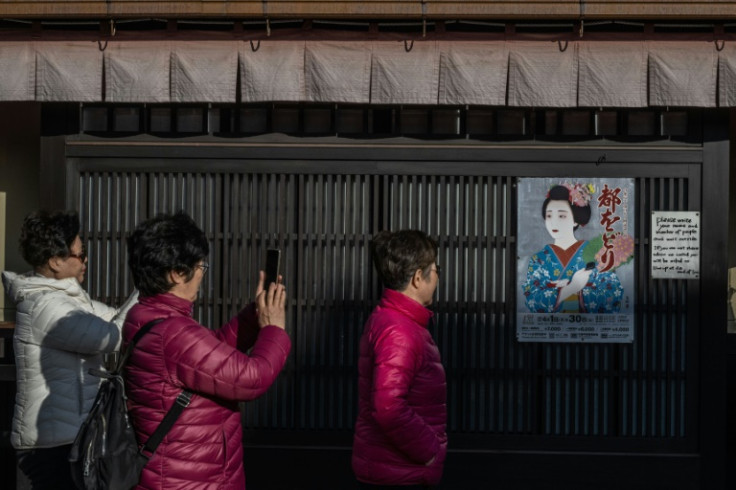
[2,3,734,490]
[31,104,729,489]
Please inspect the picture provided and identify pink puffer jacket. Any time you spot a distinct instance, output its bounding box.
[352,288,447,486]
[123,293,291,489]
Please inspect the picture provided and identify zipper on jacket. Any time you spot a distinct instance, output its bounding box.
[78,359,85,415]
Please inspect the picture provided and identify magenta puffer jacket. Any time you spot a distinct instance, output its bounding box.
[352,288,447,486]
[123,293,291,489]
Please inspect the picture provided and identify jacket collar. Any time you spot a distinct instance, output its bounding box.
[379,288,434,328]
[139,292,194,317]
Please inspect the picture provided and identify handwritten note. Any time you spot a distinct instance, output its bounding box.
[651,211,700,279]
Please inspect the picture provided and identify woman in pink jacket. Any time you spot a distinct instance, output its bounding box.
[123,211,291,489]
[352,230,447,489]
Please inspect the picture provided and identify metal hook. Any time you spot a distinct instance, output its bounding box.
[266,18,271,37]
[558,40,568,52]
[250,40,261,52]
[421,0,427,38]
[715,39,725,51]
[579,19,584,38]
[404,40,414,52]
[109,19,116,37]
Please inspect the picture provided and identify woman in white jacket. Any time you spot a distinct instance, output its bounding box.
[1,210,137,490]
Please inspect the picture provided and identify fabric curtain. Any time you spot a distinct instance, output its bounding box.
[438,41,507,105]
[241,40,305,102]
[507,41,577,107]
[578,41,647,107]
[719,43,736,107]
[0,39,733,107]
[0,42,35,101]
[648,41,717,107]
[305,41,371,103]
[36,41,102,102]
[105,42,171,103]
[371,40,440,105]
[172,41,239,103]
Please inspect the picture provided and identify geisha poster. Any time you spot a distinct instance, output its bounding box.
[516,178,635,343]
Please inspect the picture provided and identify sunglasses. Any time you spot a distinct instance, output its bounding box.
[68,247,87,263]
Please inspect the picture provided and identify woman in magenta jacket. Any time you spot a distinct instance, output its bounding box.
[352,230,447,489]
[123,212,291,489]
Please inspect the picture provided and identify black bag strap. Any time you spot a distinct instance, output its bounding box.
[115,318,165,373]
[114,318,194,459]
[139,389,193,458]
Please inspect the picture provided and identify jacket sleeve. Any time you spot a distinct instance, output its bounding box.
[165,319,291,401]
[32,292,124,355]
[215,303,260,352]
[90,289,139,326]
[370,323,440,465]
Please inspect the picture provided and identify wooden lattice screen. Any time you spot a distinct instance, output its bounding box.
[76,166,696,452]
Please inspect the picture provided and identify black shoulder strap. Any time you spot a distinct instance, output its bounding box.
[116,318,194,459]
[139,389,193,458]
[115,318,165,373]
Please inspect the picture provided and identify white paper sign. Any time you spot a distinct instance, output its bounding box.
[651,211,700,279]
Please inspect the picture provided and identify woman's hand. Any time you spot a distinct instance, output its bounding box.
[256,271,286,330]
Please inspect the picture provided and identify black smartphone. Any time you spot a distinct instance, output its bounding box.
[585,261,596,270]
[264,249,281,288]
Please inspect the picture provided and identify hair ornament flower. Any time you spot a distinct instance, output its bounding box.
[550,182,595,207]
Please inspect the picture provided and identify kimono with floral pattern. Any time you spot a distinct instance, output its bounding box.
[523,240,623,313]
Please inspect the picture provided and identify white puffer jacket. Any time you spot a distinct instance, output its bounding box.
[1,270,138,449]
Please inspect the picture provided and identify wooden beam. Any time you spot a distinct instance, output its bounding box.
[0,1,734,20]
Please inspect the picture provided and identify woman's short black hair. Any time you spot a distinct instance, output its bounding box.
[19,210,80,268]
[127,211,209,297]
[371,229,438,291]
[541,184,592,229]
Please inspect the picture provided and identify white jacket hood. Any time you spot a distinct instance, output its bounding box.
[3,270,87,304]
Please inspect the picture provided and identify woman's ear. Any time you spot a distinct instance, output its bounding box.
[47,256,63,273]
[168,269,186,286]
[410,268,424,289]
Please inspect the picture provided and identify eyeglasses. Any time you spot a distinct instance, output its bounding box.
[197,263,209,274]
[68,248,87,263]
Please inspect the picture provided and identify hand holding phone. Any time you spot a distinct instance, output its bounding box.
[257,249,286,330]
